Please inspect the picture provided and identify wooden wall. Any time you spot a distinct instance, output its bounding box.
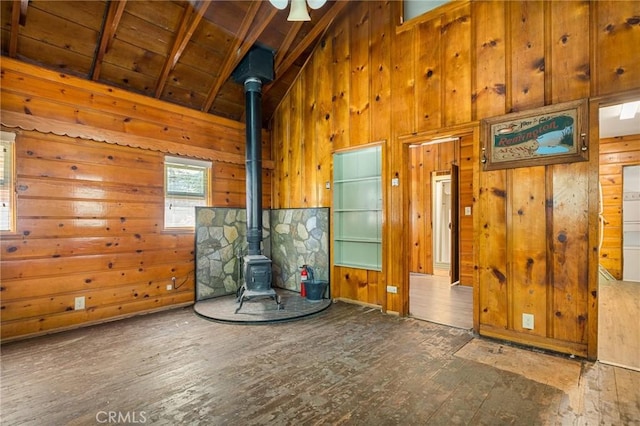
[408,141,456,276]
[0,58,271,341]
[599,134,640,279]
[271,0,640,358]
[271,1,393,309]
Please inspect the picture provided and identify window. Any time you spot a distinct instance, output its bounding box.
[333,145,382,271]
[164,156,211,229]
[0,131,16,232]
[403,1,449,22]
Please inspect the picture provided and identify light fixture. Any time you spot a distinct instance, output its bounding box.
[269,0,327,22]
[619,101,640,120]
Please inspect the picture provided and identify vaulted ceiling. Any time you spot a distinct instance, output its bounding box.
[0,0,349,127]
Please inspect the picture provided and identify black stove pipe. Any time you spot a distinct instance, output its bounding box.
[244,77,263,256]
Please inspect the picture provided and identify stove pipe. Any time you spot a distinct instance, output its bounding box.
[244,77,263,255]
[232,45,275,256]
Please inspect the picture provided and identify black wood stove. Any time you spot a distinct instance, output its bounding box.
[232,46,280,313]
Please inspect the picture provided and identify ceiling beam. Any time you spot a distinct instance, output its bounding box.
[9,0,28,57]
[275,21,303,70]
[201,1,276,113]
[154,1,212,98]
[274,0,348,79]
[91,0,127,81]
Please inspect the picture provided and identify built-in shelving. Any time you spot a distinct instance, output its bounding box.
[333,145,382,271]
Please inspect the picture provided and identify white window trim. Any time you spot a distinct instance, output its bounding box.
[1,131,17,233]
[164,155,212,230]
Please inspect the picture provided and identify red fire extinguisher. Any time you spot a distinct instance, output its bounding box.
[300,265,308,297]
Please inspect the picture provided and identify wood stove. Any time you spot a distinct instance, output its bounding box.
[233,46,280,313]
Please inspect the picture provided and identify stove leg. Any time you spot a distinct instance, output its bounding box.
[235,295,245,314]
[276,294,282,310]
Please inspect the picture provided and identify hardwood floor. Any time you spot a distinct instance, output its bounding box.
[598,278,640,371]
[409,273,473,330]
[2,302,637,425]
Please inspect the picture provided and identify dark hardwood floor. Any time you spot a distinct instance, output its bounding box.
[1,302,638,425]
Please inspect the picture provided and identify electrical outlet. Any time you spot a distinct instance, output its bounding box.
[386,285,398,294]
[522,313,534,330]
[74,296,85,310]
[166,284,173,291]
[465,206,472,216]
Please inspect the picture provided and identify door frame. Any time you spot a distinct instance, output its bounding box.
[400,124,479,328]
[590,88,640,359]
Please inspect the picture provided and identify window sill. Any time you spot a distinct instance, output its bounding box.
[162,227,196,234]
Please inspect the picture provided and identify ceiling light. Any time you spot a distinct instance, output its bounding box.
[269,0,327,21]
[619,101,640,120]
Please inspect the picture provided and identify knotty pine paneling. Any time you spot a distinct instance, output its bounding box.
[330,16,351,153]
[370,1,392,143]
[472,1,507,119]
[272,0,638,357]
[408,141,456,277]
[349,1,371,147]
[593,1,640,96]
[599,134,640,279]
[271,2,393,305]
[409,147,427,274]
[0,132,194,339]
[390,27,415,137]
[0,59,271,341]
[301,61,317,207]
[442,2,472,126]
[288,79,303,206]
[314,36,334,208]
[458,134,474,287]
[550,163,590,345]
[509,166,547,337]
[548,0,590,103]
[416,17,442,132]
[508,0,545,111]
[0,60,256,163]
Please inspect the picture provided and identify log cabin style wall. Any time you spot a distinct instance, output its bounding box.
[271,0,640,358]
[0,58,272,341]
[599,134,640,279]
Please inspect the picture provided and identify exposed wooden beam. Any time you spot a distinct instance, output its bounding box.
[201,1,270,113]
[275,0,348,79]
[154,1,212,98]
[9,0,27,57]
[275,21,303,70]
[91,0,127,81]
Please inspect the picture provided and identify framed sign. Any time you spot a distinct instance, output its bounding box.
[481,99,588,170]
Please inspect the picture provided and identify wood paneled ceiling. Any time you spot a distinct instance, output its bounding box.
[0,0,349,127]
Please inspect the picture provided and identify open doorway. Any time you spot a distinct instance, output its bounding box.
[597,96,640,371]
[432,172,452,275]
[407,135,471,329]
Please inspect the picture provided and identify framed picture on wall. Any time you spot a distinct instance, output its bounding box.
[481,99,589,171]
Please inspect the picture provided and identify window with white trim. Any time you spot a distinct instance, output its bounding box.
[0,131,16,232]
[164,156,211,229]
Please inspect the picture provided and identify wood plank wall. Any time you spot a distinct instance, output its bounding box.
[271,0,640,357]
[0,59,271,341]
[599,134,640,279]
[272,1,393,309]
[409,141,456,276]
